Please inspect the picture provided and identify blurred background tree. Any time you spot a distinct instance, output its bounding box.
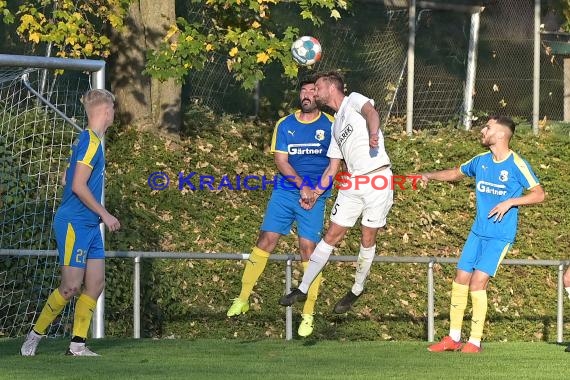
[0,0,348,134]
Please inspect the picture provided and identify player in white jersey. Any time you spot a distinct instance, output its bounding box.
[280,71,393,313]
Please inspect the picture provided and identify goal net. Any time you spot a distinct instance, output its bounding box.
[0,65,91,338]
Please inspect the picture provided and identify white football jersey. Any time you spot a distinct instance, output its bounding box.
[326,92,391,176]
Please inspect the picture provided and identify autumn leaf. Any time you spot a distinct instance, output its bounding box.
[20,14,34,29]
[164,24,179,41]
[256,51,270,64]
[28,31,41,43]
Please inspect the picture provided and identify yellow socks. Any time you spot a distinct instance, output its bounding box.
[238,247,270,301]
[34,288,69,334]
[449,281,469,336]
[302,261,323,315]
[469,289,488,344]
[34,289,99,339]
[72,294,97,339]
[448,282,488,344]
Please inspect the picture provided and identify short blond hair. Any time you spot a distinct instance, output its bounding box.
[81,89,115,112]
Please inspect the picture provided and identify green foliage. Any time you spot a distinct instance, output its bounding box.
[553,0,570,31]
[102,110,570,341]
[144,0,349,89]
[1,0,129,58]
[0,1,15,23]
[543,1,570,32]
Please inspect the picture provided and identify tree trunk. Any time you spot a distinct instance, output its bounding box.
[109,0,181,134]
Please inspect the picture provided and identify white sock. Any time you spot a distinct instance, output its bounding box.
[449,329,461,342]
[351,245,375,296]
[565,287,570,301]
[298,240,334,293]
[468,338,481,347]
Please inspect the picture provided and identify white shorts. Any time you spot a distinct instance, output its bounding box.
[329,169,394,228]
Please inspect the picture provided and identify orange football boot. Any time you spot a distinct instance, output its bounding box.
[427,336,462,352]
[461,342,482,353]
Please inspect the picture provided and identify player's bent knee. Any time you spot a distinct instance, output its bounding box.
[468,277,489,291]
[59,284,82,299]
[323,227,347,246]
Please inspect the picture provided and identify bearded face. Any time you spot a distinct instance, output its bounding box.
[480,120,500,147]
[314,78,331,108]
[299,83,318,113]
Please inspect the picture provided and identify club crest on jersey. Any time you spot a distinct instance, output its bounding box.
[315,129,325,141]
[499,170,509,182]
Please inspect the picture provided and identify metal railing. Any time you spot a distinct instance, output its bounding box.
[1,249,567,342]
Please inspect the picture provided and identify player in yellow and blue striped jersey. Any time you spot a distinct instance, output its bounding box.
[226,76,341,337]
[422,116,545,353]
[21,89,120,357]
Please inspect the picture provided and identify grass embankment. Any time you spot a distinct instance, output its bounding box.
[101,111,570,342]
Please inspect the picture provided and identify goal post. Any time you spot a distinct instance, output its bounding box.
[0,54,106,339]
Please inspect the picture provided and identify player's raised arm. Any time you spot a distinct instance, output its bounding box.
[314,158,342,196]
[300,157,343,210]
[360,101,380,149]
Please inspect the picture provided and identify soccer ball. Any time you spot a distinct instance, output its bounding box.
[291,36,322,66]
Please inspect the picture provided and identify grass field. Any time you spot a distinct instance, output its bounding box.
[1,338,568,379]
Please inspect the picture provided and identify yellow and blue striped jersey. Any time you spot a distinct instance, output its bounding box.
[55,129,104,225]
[271,110,333,190]
[460,150,540,241]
